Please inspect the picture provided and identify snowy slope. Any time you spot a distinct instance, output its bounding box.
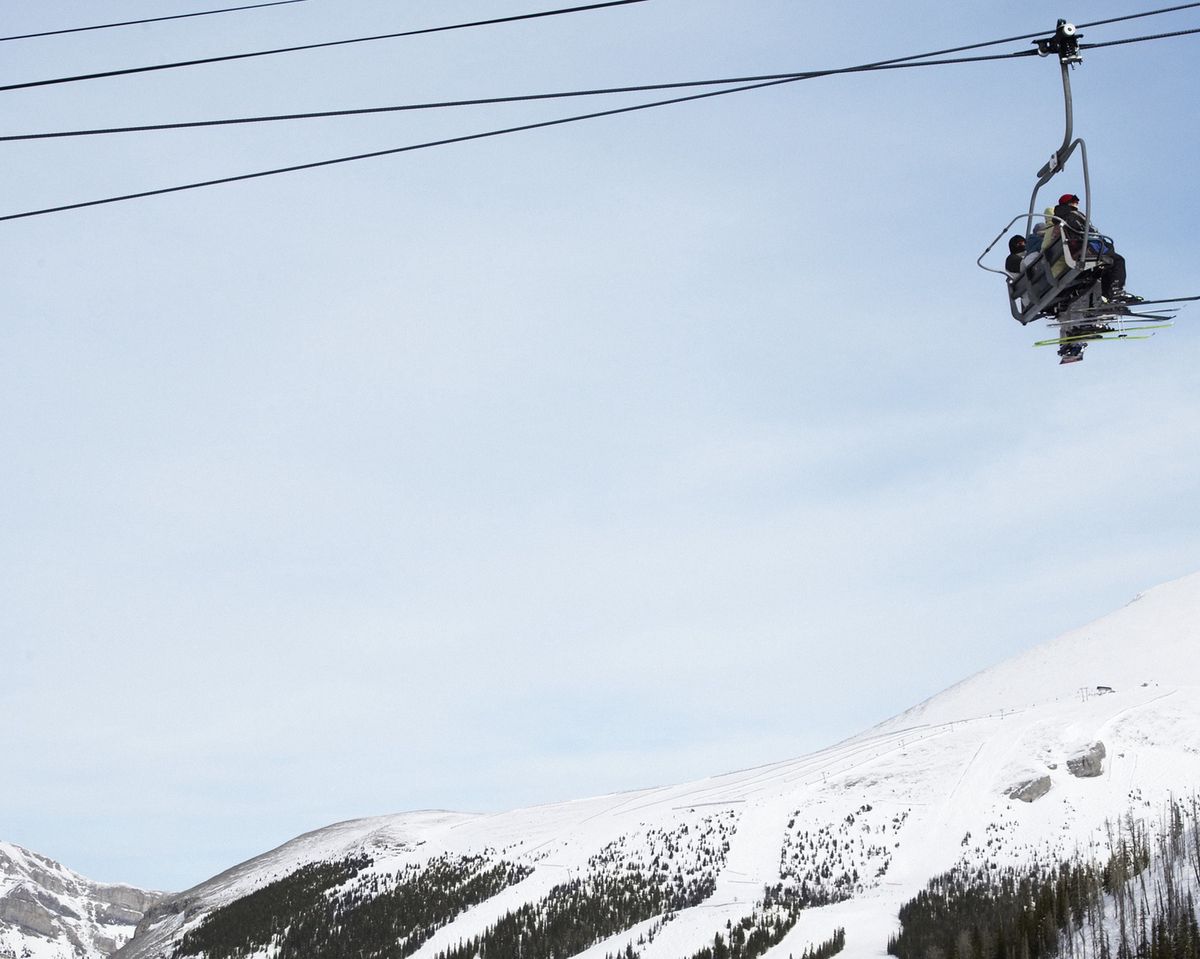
[873,570,1200,732]
[0,842,164,959]
[118,571,1200,959]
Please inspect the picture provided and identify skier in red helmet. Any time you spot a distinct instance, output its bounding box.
[1052,193,1140,303]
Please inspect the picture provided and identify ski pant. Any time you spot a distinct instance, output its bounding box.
[1100,252,1127,297]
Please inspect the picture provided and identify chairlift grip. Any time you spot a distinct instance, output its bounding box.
[1034,20,1082,63]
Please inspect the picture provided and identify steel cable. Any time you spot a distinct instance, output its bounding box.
[1081,25,1200,48]
[1077,2,1200,29]
[0,0,649,95]
[0,1,310,44]
[0,50,1038,143]
[4,12,1199,221]
[0,50,1038,223]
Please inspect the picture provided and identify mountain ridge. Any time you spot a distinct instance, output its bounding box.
[0,841,165,959]
[14,571,1200,959]
[117,570,1200,958]
[868,570,1200,736]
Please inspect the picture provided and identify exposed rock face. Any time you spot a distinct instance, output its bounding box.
[94,887,160,926]
[0,841,168,959]
[1006,776,1053,803]
[0,890,59,937]
[96,886,159,915]
[1067,741,1107,778]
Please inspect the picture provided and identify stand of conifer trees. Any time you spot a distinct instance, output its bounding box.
[682,886,843,959]
[437,867,715,959]
[177,855,372,959]
[176,854,530,959]
[888,800,1200,959]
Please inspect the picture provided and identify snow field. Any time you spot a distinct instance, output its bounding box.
[43,571,1200,959]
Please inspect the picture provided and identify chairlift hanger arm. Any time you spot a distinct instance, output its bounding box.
[1024,19,1090,256]
[1035,20,1083,183]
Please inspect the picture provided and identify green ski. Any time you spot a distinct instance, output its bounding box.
[1034,324,1172,347]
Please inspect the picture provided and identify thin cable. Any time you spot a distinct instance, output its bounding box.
[1081,25,1200,48]
[0,1,1191,94]
[0,51,1039,224]
[1078,2,1200,29]
[7,19,1199,219]
[0,1,309,44]
[0,52,1039,143]
[0,0,649,95]
[0,80,832,223]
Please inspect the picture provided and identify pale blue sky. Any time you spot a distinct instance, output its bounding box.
[2,0,1198,892]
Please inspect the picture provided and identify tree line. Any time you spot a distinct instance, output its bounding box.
[888,798,1200,959]
[175,853,530,959]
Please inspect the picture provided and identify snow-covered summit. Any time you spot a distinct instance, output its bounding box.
[110,570,1200,959]
[874,569,1200,733]
[0,841,164,959]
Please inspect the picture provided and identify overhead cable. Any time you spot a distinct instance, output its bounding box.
[0,54,1037,143]
[0,0,1190,93]
[0,49,1040,224]
[0,0,648,95]
[0,36,1049,142]
[1077,1,1200,29]
[0,79,883,223]
[9,4,1189,141]
[1080,25,1200,48]
[4,19,1198,222]
[0,1,310,44]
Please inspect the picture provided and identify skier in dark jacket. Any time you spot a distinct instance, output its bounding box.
[1052,193,1139,302]
[1005,235,1027,275]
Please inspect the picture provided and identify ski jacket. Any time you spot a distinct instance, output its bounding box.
[1005,236,1026,275]
[1053,202,1090,256]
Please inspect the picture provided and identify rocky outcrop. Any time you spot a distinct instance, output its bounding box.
[0,888,60,937]
[138,894,194,925]
[0,847,69,898]
[95,886,159,915]
[1067,741,1107,778]
[94,886,161,926]
[1006,775,1053,803]
[1,841,168,959]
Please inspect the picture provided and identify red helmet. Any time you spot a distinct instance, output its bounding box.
[1058,193,1080,204]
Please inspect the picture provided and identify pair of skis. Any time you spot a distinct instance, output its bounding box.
[1035,294,1199,348]
[1034,323,1171,348]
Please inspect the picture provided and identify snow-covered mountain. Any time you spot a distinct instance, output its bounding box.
[0,842,164,959]
[105,571,1200,959]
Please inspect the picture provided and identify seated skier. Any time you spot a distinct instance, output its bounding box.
[1027,218,1050,254]
[1052,193,1141,303]
[1005,235,1027,276]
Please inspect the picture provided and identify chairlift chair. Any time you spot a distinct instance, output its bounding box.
[979,20,1108,327]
